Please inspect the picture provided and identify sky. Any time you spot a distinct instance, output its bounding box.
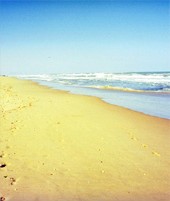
[0,0,169,74]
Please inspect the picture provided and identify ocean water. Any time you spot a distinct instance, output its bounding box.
[17,72,170,119]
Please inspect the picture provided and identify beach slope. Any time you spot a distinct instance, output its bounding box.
[0,77,170,201]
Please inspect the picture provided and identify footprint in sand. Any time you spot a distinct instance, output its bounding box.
[3,175,18,186]
[10,122,18,133]
[152,151,160,157]
[142,144,148,148]
[0,163,6,168]
[29,102,32,107]
[128,132,138,141]
[0,154,6,168]
[10,125,17,132]
[0,152,5,158]
[10,121,22,134]
[129,134,138,141]
[10,177,16,185]
[17,105,26,110]
[0,197,6,201]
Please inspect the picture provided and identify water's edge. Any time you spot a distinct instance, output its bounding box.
[18,77,170,120]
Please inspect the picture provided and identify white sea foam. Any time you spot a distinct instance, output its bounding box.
[17,72,170,82]
[17,72,170,92]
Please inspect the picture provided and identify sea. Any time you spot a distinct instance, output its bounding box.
[16,72,170,120]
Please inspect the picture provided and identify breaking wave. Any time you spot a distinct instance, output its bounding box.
[17,72,170,93]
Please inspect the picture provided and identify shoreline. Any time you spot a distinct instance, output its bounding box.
[40,82,170,121]
[0,76,170,201]
[20,77,170,120]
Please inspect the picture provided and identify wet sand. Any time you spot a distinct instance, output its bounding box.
[0,76,170,201]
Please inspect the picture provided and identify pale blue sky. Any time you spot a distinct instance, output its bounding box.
[0,0,169,74]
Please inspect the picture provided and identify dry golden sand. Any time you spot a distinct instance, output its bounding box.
[0,76,170,201]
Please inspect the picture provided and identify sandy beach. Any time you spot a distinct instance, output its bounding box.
[0,76,170,201]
